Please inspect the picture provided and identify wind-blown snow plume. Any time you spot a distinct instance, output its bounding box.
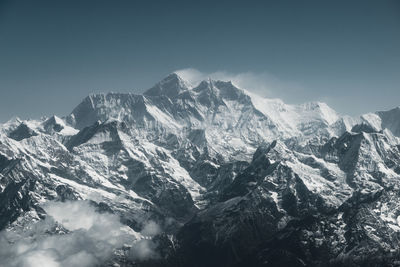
[174,68,302,97]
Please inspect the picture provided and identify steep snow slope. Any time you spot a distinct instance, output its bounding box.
[248,91,340,137]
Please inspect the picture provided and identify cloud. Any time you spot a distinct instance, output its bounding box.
[140,220,161,237]
[125,220,162,261]
[174,68,303,98]
[126,220,162,261]
[129,239,160,261]
[0,200,161,267]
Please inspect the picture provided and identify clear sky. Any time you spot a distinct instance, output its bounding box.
[0,0,399,122]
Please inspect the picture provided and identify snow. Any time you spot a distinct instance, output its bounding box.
[270,191,279,206]
[361,113,382,131]
[160,150,206,208]
[1,73,400,264]
[245,90,340,139]
[144,100,182,129]
[118,130,206,208]
[286,158,352,207]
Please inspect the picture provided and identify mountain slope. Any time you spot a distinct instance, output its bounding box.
[0,73,399,267]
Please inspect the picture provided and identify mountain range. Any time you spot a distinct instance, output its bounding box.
[0,73,399,267]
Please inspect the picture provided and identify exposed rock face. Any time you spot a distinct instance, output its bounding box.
[7,123,38,141]
[377,107,400,137]
[0,73,399,266]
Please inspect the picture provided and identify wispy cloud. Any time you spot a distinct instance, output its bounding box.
[128,220,162,261]
[174,68,304,98]
[129,239,160,261]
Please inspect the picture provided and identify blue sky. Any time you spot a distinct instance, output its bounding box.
[0,0,399,122]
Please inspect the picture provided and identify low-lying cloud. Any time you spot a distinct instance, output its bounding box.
[0,200,161,267]
[129,239,160,261]
[128,220,162,261]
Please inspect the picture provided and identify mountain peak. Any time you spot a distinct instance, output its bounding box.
[298,101,339,125]
[43,115,65,133]
[192,78,247,101]
[144,73,190,98]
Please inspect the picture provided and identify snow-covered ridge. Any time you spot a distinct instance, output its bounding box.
[0,72,399,266]
[61,73,400,145]
[65,74,342,139]
[2,73,399,160]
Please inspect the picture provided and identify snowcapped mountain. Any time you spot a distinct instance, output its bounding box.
[0,73,399,267]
